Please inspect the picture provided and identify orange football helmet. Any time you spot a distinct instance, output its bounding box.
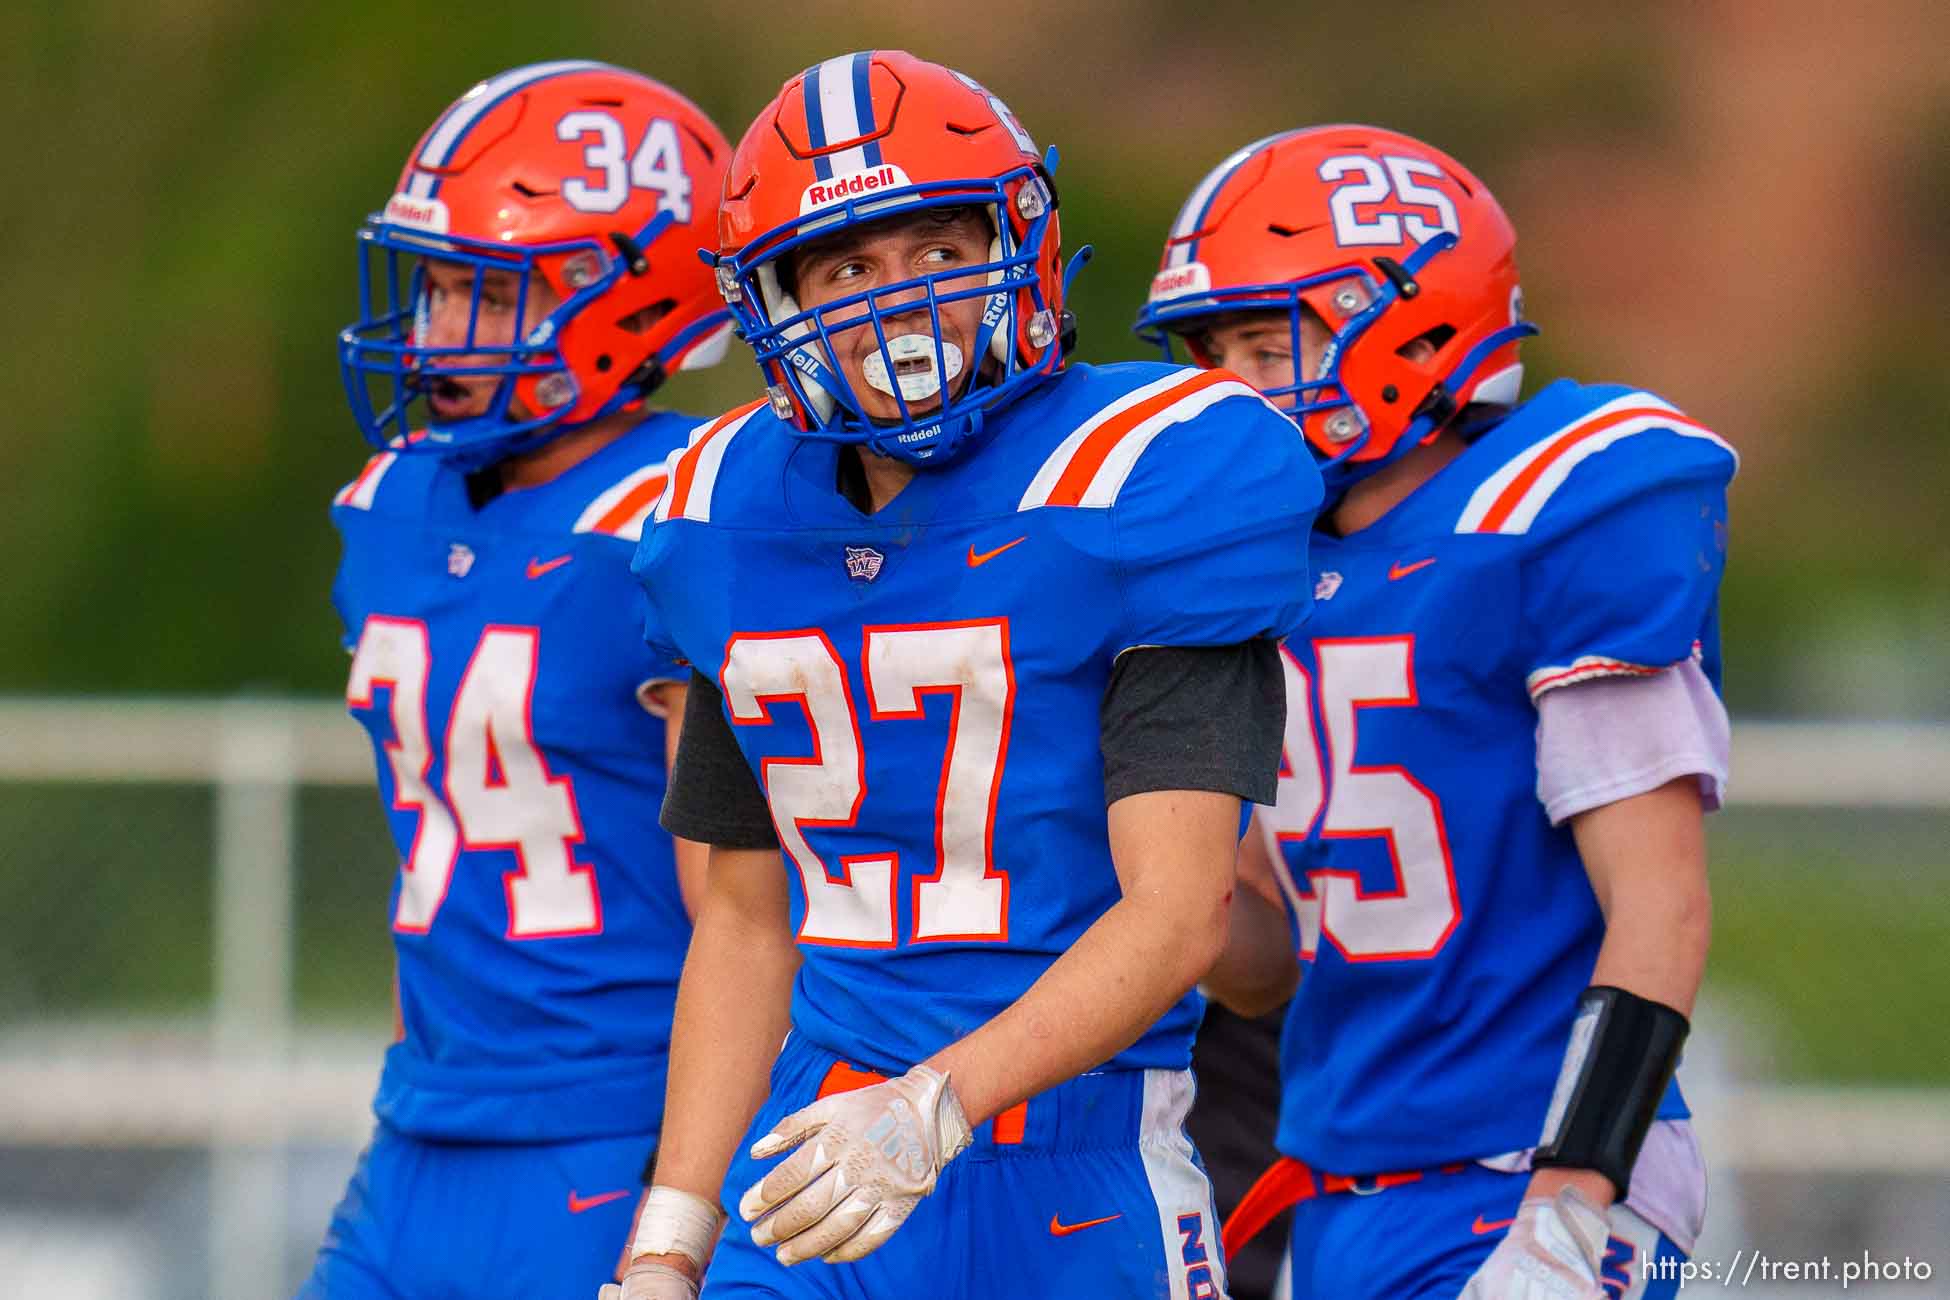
[1136,124,1534,493]
[713,51,1076,466]
[340,61,732,469]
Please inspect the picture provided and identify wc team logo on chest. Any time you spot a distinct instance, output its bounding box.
[845,546,885,582]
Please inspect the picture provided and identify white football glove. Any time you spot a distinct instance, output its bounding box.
[598,1259,696,1300]
[603,1185,721,1300]
[1458,1186,1611,1300]
[737,1063,972,1266]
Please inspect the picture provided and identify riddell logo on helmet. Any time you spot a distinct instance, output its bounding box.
[385,194,450,234]
[1148,262,1212,301]
[799,165,914,215]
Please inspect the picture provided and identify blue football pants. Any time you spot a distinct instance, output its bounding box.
[702,1033,1228,1300]
[298,1123,654,1299]
[1281,1161,1687,1299]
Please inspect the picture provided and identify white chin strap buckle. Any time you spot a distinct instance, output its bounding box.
[863,333,964,402]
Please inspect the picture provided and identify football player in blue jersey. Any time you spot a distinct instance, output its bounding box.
[1138,125,1733,1300]
[310,63,738,1299]
[606,51,1323,1300]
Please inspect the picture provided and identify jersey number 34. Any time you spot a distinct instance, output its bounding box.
[348,616,599,939]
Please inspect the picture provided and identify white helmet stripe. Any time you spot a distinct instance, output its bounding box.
[809,53,870,178]
[407,60,612,199]
[1165,131,1292,267]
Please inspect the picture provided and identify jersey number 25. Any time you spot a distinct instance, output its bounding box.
[1263,636,1461,961]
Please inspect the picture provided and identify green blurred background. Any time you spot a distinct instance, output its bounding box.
[2,0,1947,1091]
[6,0,1947,710]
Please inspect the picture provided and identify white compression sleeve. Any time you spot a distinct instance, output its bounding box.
[1534,656,1729,826]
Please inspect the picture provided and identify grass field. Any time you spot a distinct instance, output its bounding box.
[2,787,1944,1087]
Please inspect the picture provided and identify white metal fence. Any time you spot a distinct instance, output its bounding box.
[2,699,1948,1298]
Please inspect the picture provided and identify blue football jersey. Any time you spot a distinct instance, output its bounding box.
[331,412,698,1143]
[633,363,1323,1075]
[1264,380,1735,1174]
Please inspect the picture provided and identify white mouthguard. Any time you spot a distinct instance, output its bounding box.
[862,333,964,402]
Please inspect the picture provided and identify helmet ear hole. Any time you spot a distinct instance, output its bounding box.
[618,299,677,334]
[595,299,676,395]
[1397,323,1454,362]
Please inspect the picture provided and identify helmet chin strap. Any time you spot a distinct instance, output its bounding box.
[755,261,840,423]
[1314,314,1541,499]
[1312,233,1536,494]
[1400,320,1541,445]
[982,233,1014,368]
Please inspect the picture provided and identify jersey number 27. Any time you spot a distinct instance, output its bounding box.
[721,620,1015,948]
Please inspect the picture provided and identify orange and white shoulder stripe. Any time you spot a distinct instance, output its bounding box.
[1018,368,1263,511]
[1455,392,1737,536]
[572,461,672,542]
[332,452,398,510]
[654,399,769,525]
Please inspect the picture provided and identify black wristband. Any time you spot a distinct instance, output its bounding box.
[1531,985,1690,1197]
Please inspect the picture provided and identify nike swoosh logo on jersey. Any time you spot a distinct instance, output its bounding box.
[527,554,574,579]
[1471,1214,1517,1235]
[567,1188,633,1214]
[1049,1212,1122,1236]
[967,536,1027,567]
[1387,556,1438,580]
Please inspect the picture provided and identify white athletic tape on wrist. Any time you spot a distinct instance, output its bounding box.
[629,1186,723,1269]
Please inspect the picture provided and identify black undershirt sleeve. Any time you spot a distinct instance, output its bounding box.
[659,670,780,849]
[1100,640,1286,807]
[661,641,1284,845]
